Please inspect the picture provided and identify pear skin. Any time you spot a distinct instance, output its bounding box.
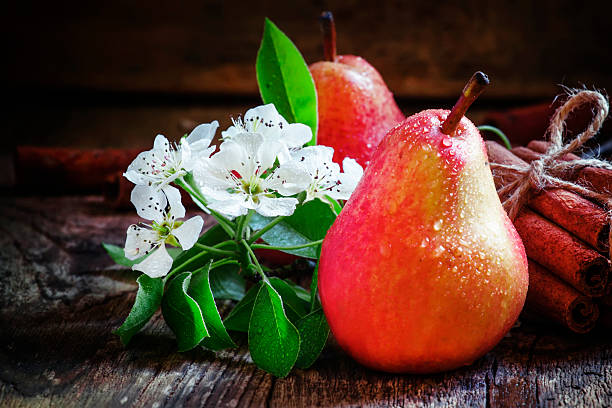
[309,55,404,167]
[318,109,528,374]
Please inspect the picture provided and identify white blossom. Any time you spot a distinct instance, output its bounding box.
[291,146,364,203]
[184,122,219,163]
[337,157,364,198]
[221,104,311,162]
[193,132,310,218]
[124,121,218,190]
[124,185,204,278]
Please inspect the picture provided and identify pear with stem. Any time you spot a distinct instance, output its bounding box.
[318,72,529,374]
[309,11,404,167]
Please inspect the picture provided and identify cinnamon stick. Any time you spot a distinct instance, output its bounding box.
[103,172,133,209]
[526,140,581,161]
[529,189,610,252]
[526,260,599,333]
[485,141,526,187]
[513,209,609,296]
[103,171,200,210]
[525,140,549,153]
[487,141,610,252]
[510,146,542,163]
[511,144,579,170]
[15,146,141,193]
[576,167,612,195]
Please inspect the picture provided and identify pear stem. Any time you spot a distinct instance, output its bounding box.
[319,11,337,62]
[441,71,490,136]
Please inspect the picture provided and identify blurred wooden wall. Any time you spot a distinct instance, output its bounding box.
[2,0,612,148]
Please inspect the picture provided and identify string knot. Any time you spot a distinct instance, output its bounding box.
[528,160,546,191]
[493,89,611,221]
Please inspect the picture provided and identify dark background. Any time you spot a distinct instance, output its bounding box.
[3,0,612,150]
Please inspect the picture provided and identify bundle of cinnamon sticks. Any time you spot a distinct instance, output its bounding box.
[486,140,611,333]
[11,146,198,209]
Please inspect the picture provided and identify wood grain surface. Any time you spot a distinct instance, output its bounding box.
[0,196,611,407]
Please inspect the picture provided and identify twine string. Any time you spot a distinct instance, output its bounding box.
[489,89,612,220]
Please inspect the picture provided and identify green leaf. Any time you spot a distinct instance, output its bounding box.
[251,214,316,258]
[103,243,181,268]
[248,282,300,377]
[167,248,182,259]
[324,195,343,216]
[256,18,318,145]
[170,225,230,275]
[269,278,308,323]
[284,199,336,241]
[103,243,140,267]
[249,199,336,258]
[310,253,322,311]
[294,308,330,369]
[188,264,237,351]
[161,272,208,352]
[224,283,262,332]
[114,274,164,345]
[224,279,308,332]
[210,264,246,301]
[286,281,311,303]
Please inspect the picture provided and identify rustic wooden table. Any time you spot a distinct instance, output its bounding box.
[1,195,610,407]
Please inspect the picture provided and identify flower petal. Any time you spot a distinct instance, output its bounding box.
[244,104,282,123]
[200,185,238,203]
[265,161,311,196]
[289,145,343,201]
[342,157,364,179]
[244,104,287,139]
[178,138,192,171]
[281,123,312,148]
[172,216,204,250]
[257,139,283,171]
[186,121,218,151]
[124,151,152,185]
[335,157,364,199]
[276,144,293,165]
[124,225,159,260]
[124,134,176,189]
[228,132,265,178]
[193,157,234,190]
[213,135,253,179]
[292,145,338,175]
[220,123,242,140]
[208,197,248,218]
[153,134,171,152]
[132,245,173,278]
[163,185,186,220]
[256,196,298,217]
[194,151,241,203]
[131,185,166,223]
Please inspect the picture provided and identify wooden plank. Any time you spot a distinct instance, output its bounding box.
[0,196,610,407]
[4,1,612,99]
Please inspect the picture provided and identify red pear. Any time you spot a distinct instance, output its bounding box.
[309,12,404,167]
[318,72,528,373]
